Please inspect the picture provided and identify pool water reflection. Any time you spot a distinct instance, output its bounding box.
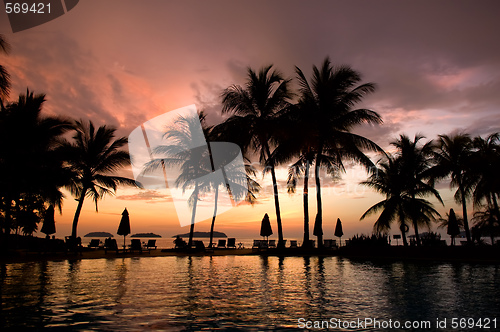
[1,256,499,330]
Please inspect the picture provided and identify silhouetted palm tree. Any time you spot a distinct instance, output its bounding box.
[0,34,11,102]
[295,58,383,247]
[0,90,72,241]
[471,133,500,223]
[391,134,442,245]
[200,112,260,248]
[64,120,138,238]
[219,65,292,247]
[361,155,441,246]
[472,206,499,245]
[431,133,474,243]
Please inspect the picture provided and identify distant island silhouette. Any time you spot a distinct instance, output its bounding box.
[84,232,113,237]
[173,231,227,238]
[131,232,162,238]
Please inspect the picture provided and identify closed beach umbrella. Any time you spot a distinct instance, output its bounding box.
[335,218,344,246]
[117,208,131,248]
[447,208,460,246]
[313,213,323,237]
[40,205,56,236]
[260,213,273,239]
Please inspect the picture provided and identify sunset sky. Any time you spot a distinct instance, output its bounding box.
[1,1,500,240]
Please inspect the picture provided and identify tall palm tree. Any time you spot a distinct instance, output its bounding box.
[471,133,500,223]
[218,65,293,248]
[64,120,138,238]
[143,114,251,247]
[199,112,260,248]
[431,133,474,243]
[295,58,383,247]
[0,34,11,102]
[361,155,441,246]
[391,134,443,245]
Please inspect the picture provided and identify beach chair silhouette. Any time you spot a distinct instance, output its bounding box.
[217,239,226,248]
[104,238,119,253]
[129,239,144,253]
[324,239,337,248]
[88,239,101,249]
[290,240,298,248]
[252,240,261,249]
[145,239,157,251]
[268,240,276,248]
[227,238,236,248]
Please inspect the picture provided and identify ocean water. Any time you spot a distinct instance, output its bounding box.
[1,256,499,331]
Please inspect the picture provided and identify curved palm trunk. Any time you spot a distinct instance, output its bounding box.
[302,160,310,247]
[187,183,199,248]
[264,144,284,248]
[459,186,472,243]
[71,189,87,238]
[314,156,323,248]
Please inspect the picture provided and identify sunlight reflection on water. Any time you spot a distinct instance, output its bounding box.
[1,256,499,331]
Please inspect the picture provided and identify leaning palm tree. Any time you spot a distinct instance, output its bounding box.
[391,134,443,245]
[431,133,474,243]
[295,58,383,247]
[218,65,293,248]
[0,34,11,102]
[361,155,441,246]
[64,120,139,238]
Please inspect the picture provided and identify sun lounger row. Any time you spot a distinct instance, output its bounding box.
[252,239,340,249]
[102,238,157,254]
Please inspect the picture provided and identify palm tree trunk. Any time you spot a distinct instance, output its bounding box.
[206,141,218,249]
[209,186,219,248]
[460,186,472,243]
[264,144,284,248]
[303,160,310,247]
[401,225,408,246]
[71,189,87,238]
[188,184,199,248]
[314,154,323,248]
[410,194,421,246]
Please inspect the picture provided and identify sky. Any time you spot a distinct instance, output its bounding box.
[1,0,500,241]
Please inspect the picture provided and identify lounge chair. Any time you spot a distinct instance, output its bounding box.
[104,238,119,253]
[217,239,226,248]
[259,240,269,249]
[227,238,236,248]
[88,239,101,249]
[129,239,144,253]
[145,239,157,251]
[252,239,261,249]
[268,240,276,248]
[323,239,337,248]
[289,240,298,248]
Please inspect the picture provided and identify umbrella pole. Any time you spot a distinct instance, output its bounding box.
[123,235,126,250]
